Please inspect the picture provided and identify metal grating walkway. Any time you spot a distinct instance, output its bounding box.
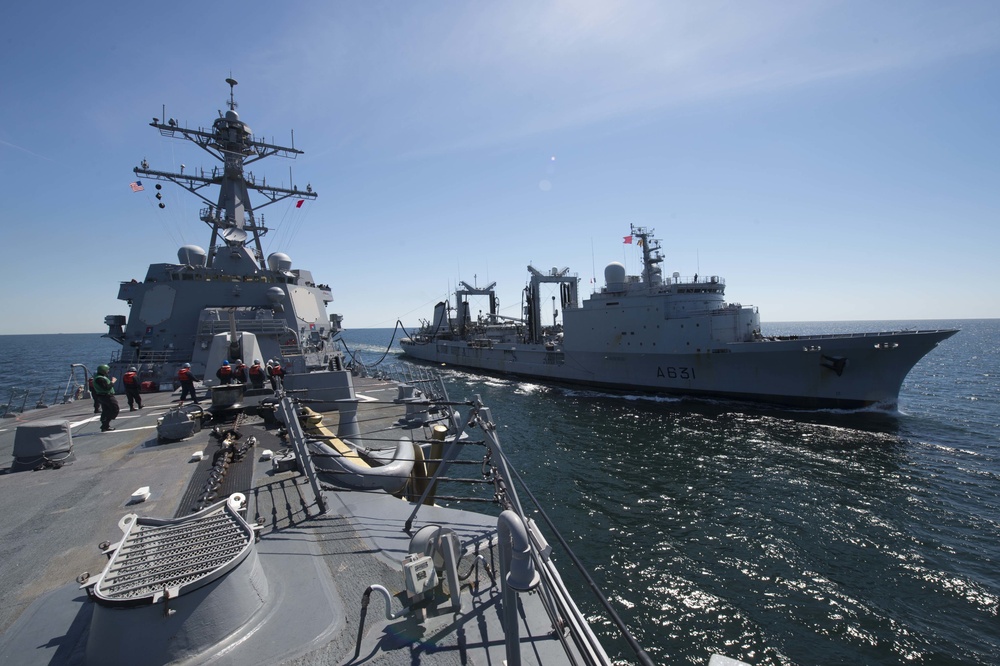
[94,500,253,605]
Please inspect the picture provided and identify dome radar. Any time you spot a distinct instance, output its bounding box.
[178,245,207,267]
[604,262,626,292]
[267,252,292,273]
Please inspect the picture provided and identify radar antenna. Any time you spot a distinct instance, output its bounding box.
[226,77,238,111]
[133,78,317,268]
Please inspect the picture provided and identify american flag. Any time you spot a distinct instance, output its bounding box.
[130,180,144,192]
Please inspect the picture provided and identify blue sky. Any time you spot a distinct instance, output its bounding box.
[1,1,998,334]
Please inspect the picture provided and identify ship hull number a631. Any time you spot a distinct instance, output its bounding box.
[657,366,696,380]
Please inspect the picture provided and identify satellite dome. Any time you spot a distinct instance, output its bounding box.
[266,287,286,304]
[267,252,292,272]
[178,245,207,267]
[604,262,626,291]
[225,109,239,121]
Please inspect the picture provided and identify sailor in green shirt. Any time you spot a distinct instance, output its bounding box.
[93,364,120,432]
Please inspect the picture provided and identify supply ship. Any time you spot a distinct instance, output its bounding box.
[401,226,957,409]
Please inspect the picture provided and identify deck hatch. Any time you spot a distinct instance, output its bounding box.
[92,494,255,606]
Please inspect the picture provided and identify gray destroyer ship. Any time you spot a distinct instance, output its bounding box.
[2,80,757,665]
[401,226,957,409]
[103,78,340,389]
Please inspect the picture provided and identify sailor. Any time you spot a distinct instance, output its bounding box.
[233,359,248,384]
[216,360,234,385]
[248,359,265,389]
[122,366,143,411]
[266,359,277,391]
[269,360,285,390]
[88,376,100,414]
[177,363,200,403]
[92,364,120,432]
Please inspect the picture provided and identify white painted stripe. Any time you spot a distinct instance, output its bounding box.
[70,411,169,429]
[68,417,158,433]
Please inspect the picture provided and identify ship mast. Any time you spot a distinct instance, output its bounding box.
[630,224,664,288]
[133,77,317,269]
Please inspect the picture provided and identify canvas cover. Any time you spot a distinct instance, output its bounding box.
[12,420,74,472]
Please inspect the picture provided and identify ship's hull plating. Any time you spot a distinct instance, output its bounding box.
[401,329,957,409]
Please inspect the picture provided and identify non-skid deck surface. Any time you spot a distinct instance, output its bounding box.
[173,422,281,518]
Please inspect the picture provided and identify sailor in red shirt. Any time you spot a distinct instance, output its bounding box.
[177,363,200,403]
[267,359,285,390]
[248,359,265,389]
[122,366,143,411]
[233,359,248,384]
[216,360,234,385]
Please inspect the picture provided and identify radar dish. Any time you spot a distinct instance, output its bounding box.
[221,226,247,243]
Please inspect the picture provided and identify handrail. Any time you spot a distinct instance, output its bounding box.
[1,363,93,417]
[278,366,649,665]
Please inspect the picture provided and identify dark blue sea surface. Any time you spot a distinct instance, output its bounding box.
[2,320,997,664]
[338,319,999,665]
[0,334,119,412]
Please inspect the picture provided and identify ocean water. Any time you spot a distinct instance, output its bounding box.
[339,319,999,665]
[2,320,997,664]
[0,334,119,412]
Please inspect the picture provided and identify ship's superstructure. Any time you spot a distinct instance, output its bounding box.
[402,225,957,409]
[104,78,342,387]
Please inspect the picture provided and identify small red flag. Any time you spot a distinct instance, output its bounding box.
[623,235,632,244]
[296,199,305,208]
